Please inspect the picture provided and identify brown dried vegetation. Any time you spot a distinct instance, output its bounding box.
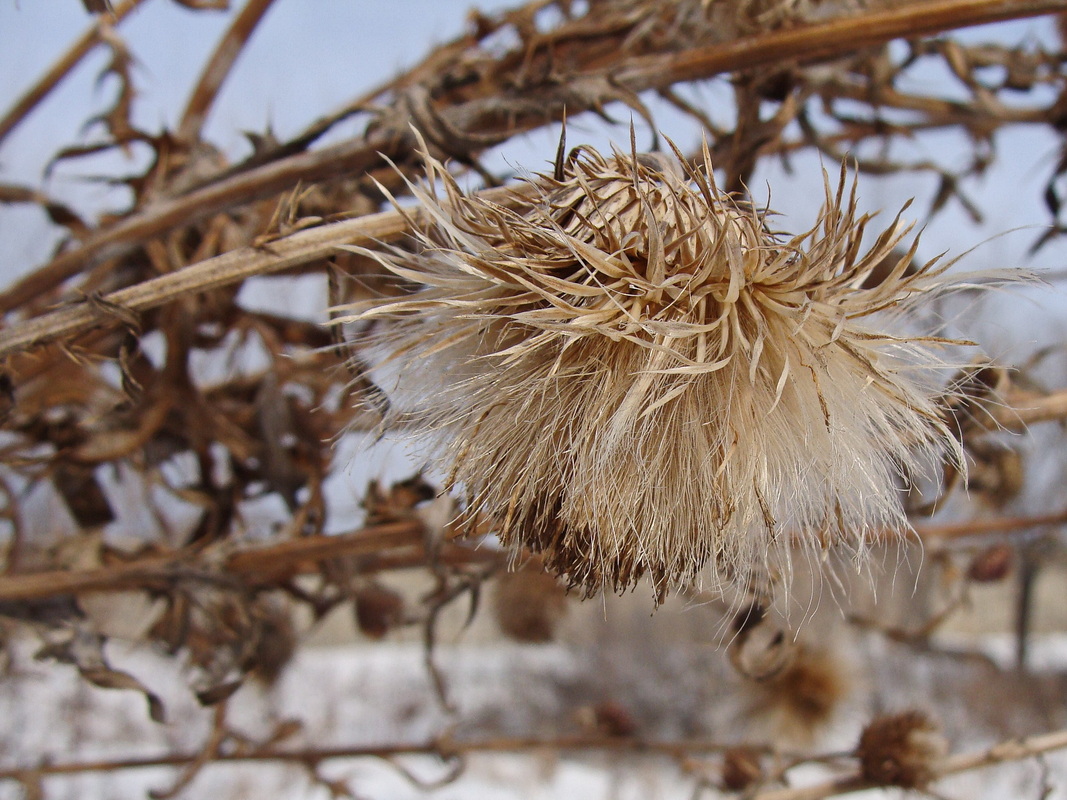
[3,0,1067,798]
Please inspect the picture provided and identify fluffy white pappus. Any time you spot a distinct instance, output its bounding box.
[334,137,976,602]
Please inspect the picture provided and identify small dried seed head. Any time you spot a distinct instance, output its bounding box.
[354,582,405,639]
[857,710,947,789]
[247,596,296,685]
[493,555,570,643]
[966,543,1014,583]
[340,136,972,601]
[740,642,850,743]
[965,438,1024,509]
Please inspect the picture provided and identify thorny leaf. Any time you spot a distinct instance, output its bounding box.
[0,184,90,238]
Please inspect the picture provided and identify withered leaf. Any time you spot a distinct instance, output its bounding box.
[37,627,167,723]
[81,666,167,723]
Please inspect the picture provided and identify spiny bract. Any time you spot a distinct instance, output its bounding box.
[337,137,970,601]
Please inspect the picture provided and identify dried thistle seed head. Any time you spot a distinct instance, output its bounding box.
[857,710,947,788]
[338,137,970,601]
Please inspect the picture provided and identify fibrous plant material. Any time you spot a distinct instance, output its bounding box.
[341,135,976,601]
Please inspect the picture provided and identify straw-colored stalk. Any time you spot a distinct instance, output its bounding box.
[338,136,973,601]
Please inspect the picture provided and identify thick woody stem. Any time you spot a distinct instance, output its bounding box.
[0,509,1062,604]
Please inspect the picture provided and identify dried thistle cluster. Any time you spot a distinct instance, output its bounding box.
[342,138,972,600]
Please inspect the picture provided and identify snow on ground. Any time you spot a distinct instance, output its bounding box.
[4,621,1067,799]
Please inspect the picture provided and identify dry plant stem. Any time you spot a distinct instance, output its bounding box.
[997,388,1067,428]
[912,509,1067,540]
[0,133,397,316]
[0,736,743,781]
[615,0,1067,87]
[0,0,148,146]
[0,207,408,357]
[176,0,278,144]
[4,728,1067,789]
[3,0,1062,317]
[752,728,1067,800]
[0,183,532,358]
[0,510,1058,604]
[0,521,424,603]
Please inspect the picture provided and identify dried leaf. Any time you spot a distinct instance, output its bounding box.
[81,666,167,722]
[195,679,243,706]
[51,464,115,527]
[37,628,166,722]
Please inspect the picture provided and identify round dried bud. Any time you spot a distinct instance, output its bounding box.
[966,543,1014,583]
[493,556,569,642]
[722,746,763,791]
[770,645,847,728]
[592,699,638,737]
[341,136,975,601]
[354,582,405,639]
[857,710,947,789]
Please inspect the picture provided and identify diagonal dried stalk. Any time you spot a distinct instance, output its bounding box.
[175,0,279,145]
[0,182,533,357]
